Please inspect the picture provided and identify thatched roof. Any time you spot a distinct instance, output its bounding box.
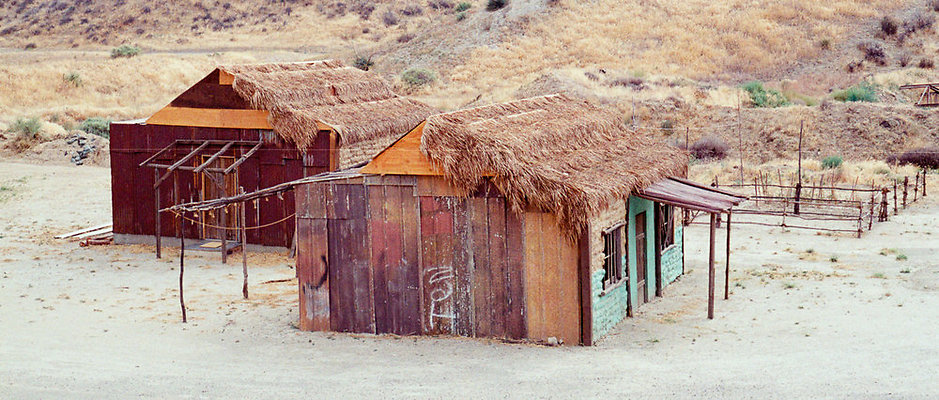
[420,94,687,234]
[220,60,436,149]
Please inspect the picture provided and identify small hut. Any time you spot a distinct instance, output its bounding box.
[291,94,745,345]
[110,60,436,255]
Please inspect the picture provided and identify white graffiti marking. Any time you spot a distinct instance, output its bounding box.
[425,265,455,329]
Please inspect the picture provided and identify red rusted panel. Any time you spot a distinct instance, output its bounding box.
[169,69,252,110]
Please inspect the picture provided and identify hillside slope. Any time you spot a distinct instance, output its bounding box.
[2,0,938,162]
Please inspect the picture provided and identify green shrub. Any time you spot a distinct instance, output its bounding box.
[63,71,83,87]
[79,117,111,138]
[821,155,843,169]
[353,55,374,71]
[455,2,471,12]
[741,81,790,108]
[110,45,141,58]
[401,68,436,87]
[456,11,467,21]
[832,83,877,102]
[6,117,43,150]
[7,117,42,137]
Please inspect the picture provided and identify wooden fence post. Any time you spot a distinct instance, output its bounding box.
[893,180,898,215]
[922,169,927,197]
[857,203,863,238]
[794,182,802,215]
[868,191,875,230]
[903,176,909,208]
[880,188,889,222]
[913,171,920,203]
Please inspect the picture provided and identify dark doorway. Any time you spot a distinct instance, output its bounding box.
[635,211,648,305]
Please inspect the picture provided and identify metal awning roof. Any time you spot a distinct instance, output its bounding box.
[637,177,748,213]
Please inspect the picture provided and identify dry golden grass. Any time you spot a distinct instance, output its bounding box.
[445,0,912,102]
[0,51,261,124]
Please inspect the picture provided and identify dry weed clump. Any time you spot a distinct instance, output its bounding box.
[690,136,729,160]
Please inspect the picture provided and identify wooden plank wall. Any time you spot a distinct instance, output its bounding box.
[109,123,332,248]
[523,211,581,345]
[296,176,581,343]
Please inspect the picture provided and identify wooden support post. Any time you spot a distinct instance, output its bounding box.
[868,191,875,231]
[154,169,161,259]
[903,176,909,208]
[724,211,731,300]
[221,203,228,264]
[179,212,187,323]
[241,187,249,300]
[708,213,717,320]
[913,171,920,202]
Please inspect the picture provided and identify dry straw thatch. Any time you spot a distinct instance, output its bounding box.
[221,60,436,149]
[420,94,687,234]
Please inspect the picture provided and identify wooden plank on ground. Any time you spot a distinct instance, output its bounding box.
[56,223,112,239]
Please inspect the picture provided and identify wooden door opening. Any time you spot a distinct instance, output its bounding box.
[199,155,238,241]
[635,211,648,305]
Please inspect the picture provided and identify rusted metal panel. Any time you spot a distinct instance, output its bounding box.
[169,69,252,110]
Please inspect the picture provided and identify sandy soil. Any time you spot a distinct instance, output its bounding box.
[1,160,937,399]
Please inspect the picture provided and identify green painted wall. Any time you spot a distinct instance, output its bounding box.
[591,197,686,341]
[626,196,656,304]
[662,224,683,284]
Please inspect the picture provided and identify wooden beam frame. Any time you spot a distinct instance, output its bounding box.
[153,141,210,190]
[194,142,234,173]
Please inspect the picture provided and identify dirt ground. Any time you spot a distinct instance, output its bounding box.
[1,160,937,399]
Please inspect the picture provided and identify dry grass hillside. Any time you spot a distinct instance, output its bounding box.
[2,0,939,163]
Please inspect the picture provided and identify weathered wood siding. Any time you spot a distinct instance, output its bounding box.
[109,121,332,248]
[295,176,582,343]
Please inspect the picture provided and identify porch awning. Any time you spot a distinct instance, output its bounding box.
[636,177,748,213]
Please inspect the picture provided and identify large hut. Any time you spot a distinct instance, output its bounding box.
[292,94,745,345]
[110,60,436,254]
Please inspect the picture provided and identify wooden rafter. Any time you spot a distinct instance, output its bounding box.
[153,141,210,189]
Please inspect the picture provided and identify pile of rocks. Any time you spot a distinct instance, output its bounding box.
[63,133,105,165]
